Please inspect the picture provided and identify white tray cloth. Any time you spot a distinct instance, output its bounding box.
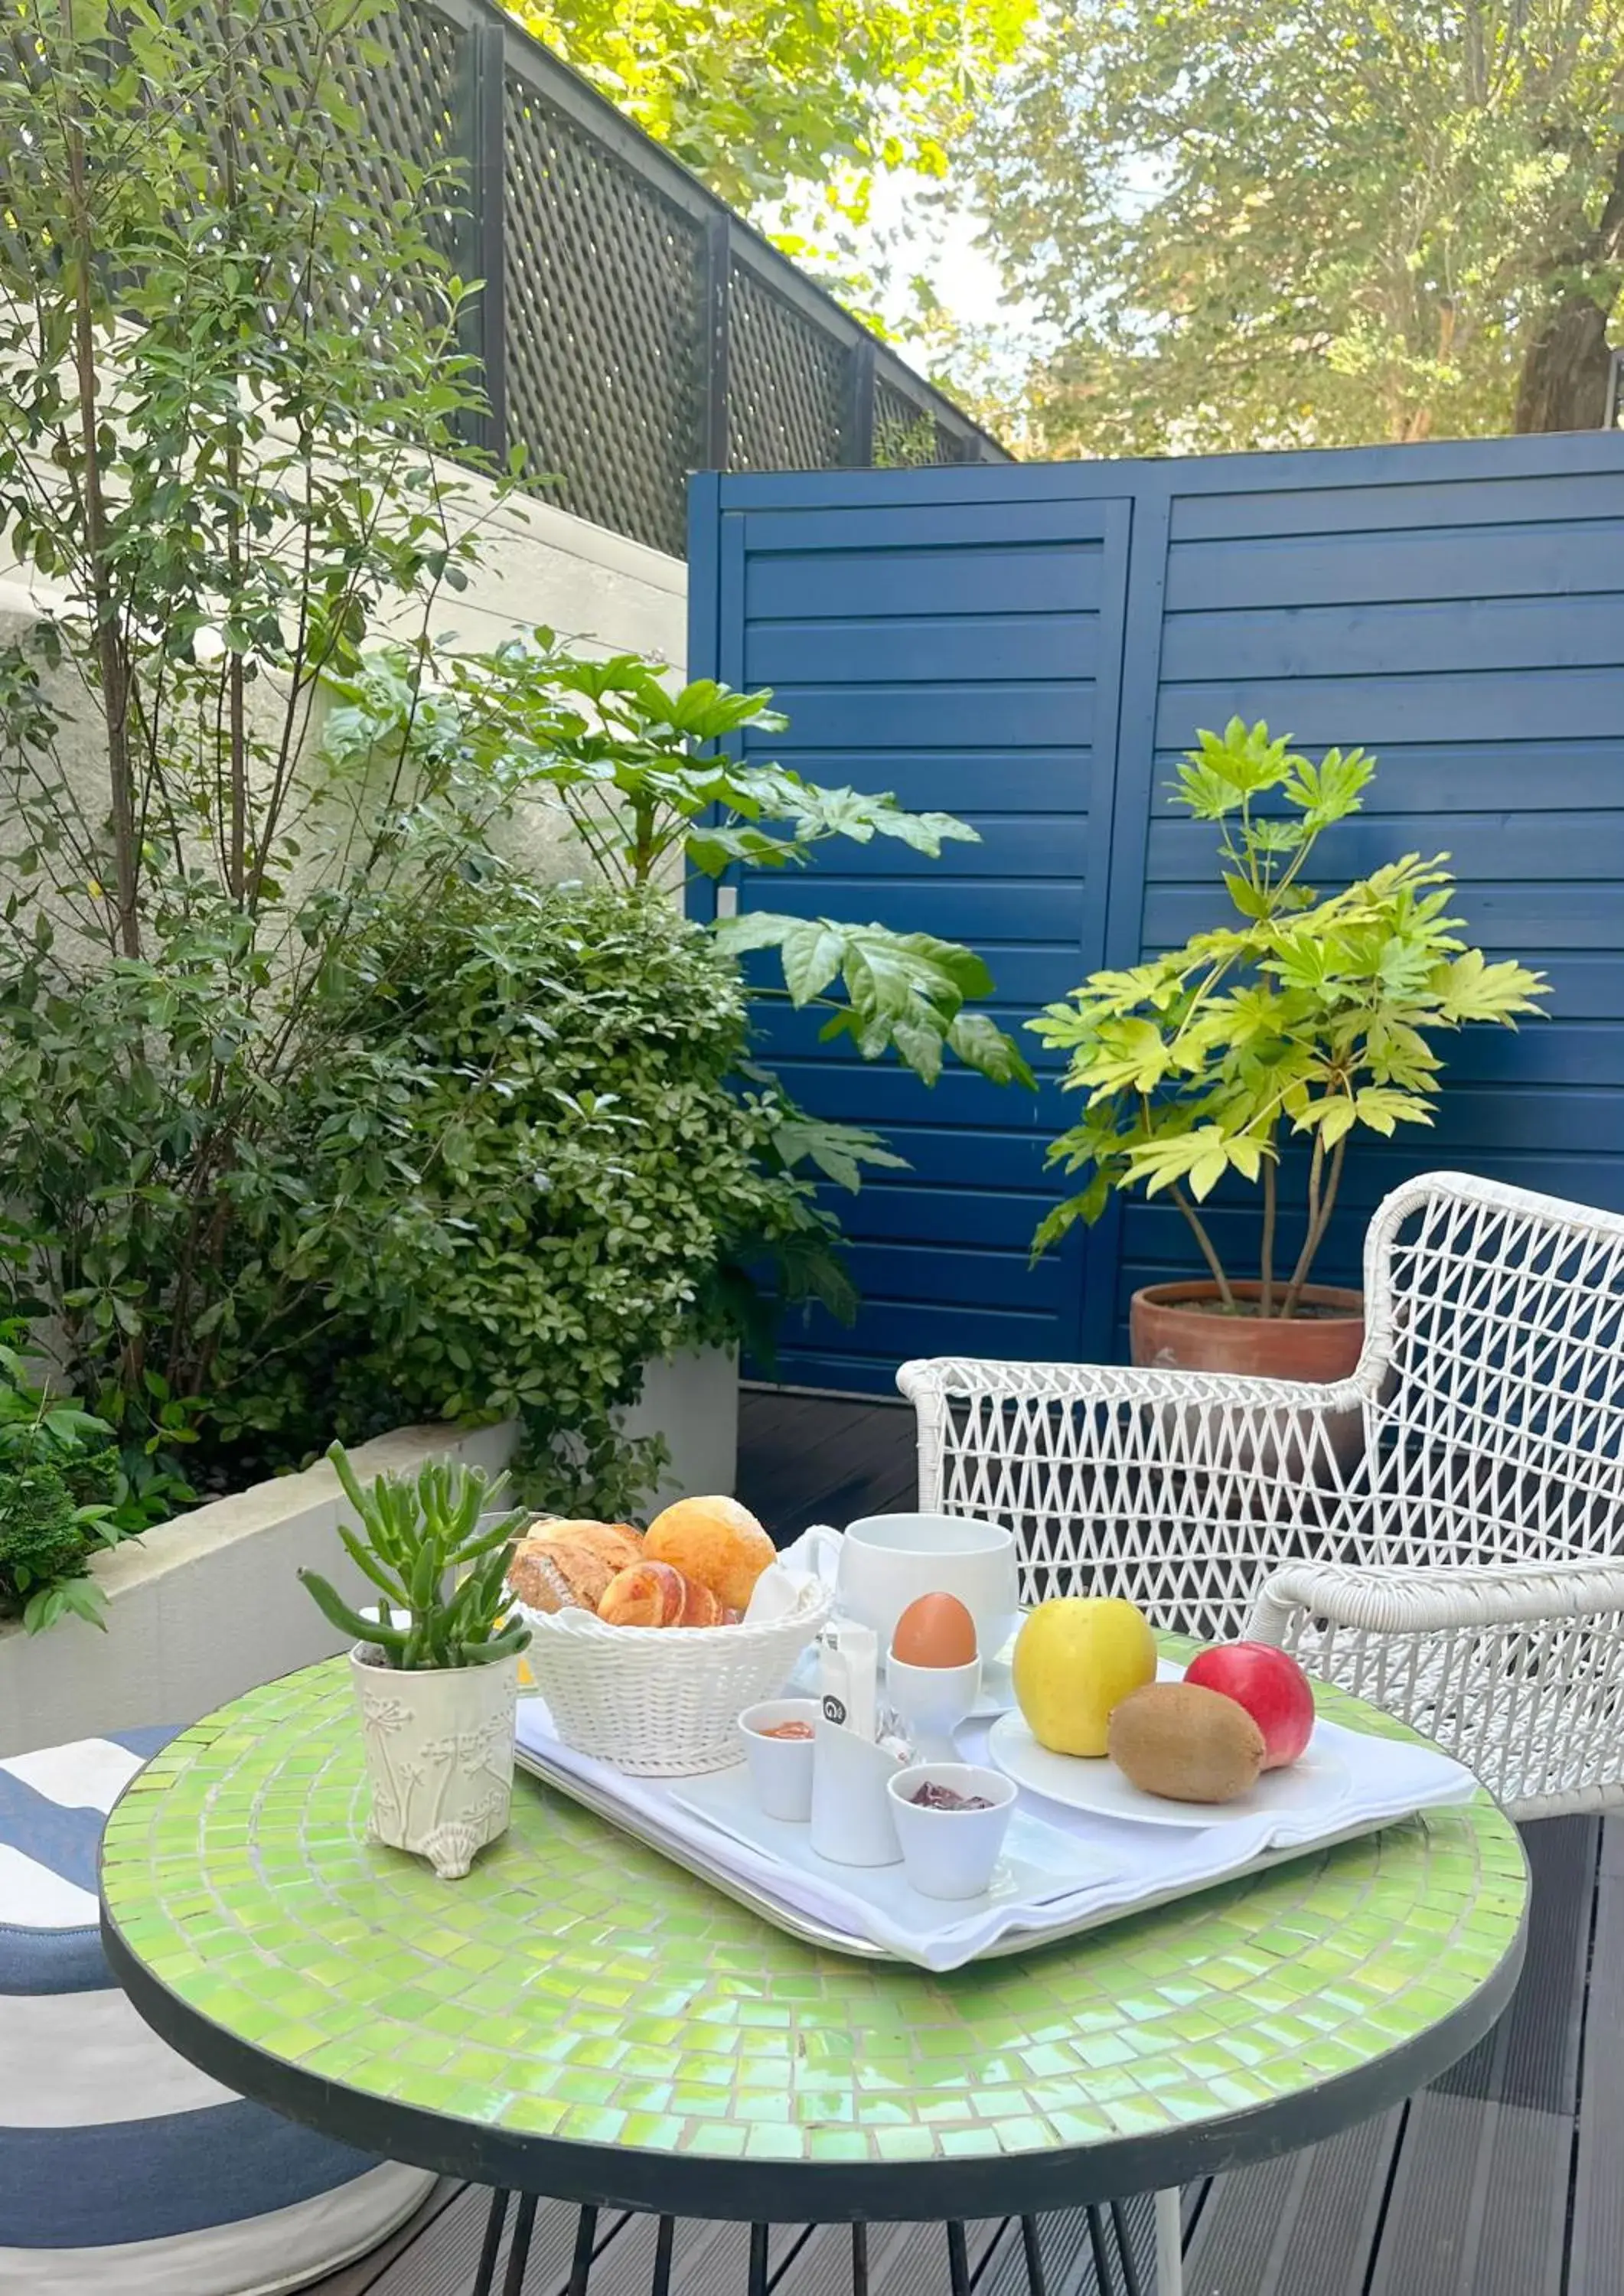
[514,1697,1478,1972]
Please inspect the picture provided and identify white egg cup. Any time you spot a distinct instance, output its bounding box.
[885,1647,982,1761]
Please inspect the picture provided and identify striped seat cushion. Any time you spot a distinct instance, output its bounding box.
[0,1730,435,2296]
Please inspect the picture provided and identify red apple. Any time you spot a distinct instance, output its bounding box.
[1183,1642,1315,1769]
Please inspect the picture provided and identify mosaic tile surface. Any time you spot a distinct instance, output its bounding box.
[101,1660,1525,2174]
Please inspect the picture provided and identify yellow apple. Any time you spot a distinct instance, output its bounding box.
[1013,1596,1158,1756]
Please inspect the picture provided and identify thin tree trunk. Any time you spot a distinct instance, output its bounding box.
[1170,1183,1234,1310]
[1515,145,1624,434]
[63,64,141,958]
[1282,1134,1348,1319]
[1259,1144,1277,1318]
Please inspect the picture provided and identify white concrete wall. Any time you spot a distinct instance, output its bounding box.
[0,1349,736,1757]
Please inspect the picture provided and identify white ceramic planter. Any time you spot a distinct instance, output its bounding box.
[348,1645,520,1879]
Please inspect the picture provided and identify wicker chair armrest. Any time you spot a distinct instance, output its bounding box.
[896,1354,1369,1417]
[1248,1559,1624,1643]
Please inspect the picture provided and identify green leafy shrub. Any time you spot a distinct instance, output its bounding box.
[298,1444,530,1670]
[0,1323,169,1629]
[226,878,847,1515]
[1032,721,1548,1313]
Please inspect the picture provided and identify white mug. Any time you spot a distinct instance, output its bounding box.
[806,1513,1020,1662]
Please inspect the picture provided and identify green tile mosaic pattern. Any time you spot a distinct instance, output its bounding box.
[101,1661,1525,2174]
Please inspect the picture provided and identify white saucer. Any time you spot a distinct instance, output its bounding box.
[986,1709,1349,1829]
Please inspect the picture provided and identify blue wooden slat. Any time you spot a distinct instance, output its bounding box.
[748,876,1092,942]
[1169,467,1624,542]
[1164,523,1624,612]
[752,682,1096,750]
[1146,812,1624,884]
[1160,593,1624,682]
[1156,667,1624,748]
[747,546,1106,621]
[745,613,1101,686]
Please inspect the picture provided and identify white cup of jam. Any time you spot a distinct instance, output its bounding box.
[738,1698,820,1821]
[886,1763,1016,1899]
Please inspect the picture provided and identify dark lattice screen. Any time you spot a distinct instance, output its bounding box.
[727,264,849,471]
[504,76,706,554]
[3,0,1004,556]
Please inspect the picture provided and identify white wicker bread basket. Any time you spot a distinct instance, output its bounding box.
[514,1578,832,1774]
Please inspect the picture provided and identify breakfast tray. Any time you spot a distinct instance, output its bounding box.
[513,1697,1481,1971]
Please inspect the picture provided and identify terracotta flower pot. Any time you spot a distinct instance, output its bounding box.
[1130,1280,1365,1382]
[1130,1280,1367,1478]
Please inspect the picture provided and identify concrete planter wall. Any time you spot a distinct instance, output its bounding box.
[0,1347,738,1758]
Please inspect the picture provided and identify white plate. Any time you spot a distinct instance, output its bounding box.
[986,1709,1350,1829]
[669,1764,1122,1931]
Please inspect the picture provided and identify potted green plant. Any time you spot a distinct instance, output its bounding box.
[1032,720,1547,1381]
[299,1446,532,1879]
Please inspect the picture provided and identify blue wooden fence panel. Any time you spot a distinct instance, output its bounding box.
[690,434,1624,1393]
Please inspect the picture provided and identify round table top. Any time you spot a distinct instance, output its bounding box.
[100,1659,1527,2222]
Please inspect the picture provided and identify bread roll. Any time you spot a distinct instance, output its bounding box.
[598,1560,722,1629]
[507,1520,643,1614]
[644,1496,774,1612]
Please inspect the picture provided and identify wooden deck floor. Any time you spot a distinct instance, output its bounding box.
[309,1390,1619,2296]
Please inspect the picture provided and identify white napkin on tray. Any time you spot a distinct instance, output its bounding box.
[513,1695,1478,1973]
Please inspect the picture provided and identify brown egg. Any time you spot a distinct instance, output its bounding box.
[892,1592,978,1668]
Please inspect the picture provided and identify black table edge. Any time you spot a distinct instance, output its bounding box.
[99,1830,1529,2224]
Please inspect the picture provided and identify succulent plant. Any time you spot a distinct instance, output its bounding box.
[298,1443,533,1671]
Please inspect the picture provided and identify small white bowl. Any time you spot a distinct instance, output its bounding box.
[885,1648,981,1757]
[887,1763,1016,1900]
[738,1699,820,1821]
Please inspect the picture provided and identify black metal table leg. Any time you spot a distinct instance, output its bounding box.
[947,2220,972,2296]
[1110,2200,1144,2296]
[651,2216,677,2296]
[471,2190,510,2296]
[1087,2205,1119,2294]
[566,2204,598,2296]
[500,2192,538,2296]
[851,2222,869,2296]
[747,2222,770,2296]
[1021,2214,1048,2296]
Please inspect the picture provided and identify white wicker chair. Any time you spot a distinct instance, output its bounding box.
[900,1170,1624,1820]
[902,1172,1624,2296]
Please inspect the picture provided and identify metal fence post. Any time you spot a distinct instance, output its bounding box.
[843,336,877,466]
[702,214,732,469]
[456,17,508,462]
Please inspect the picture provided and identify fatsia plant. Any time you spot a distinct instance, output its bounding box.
[321,638,1035,1185]
[1031,720,1547,1316]
[298,1445,531,1670]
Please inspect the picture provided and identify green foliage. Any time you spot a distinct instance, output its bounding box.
[0,1322,171,1631]
[973,0,1624,452]
[223,879,859,1515]
[329,639,1035,1096]
[1031,721,1547,1314]
[0,0,501,1456]
[516,0,1033,227]
[298,1444,531,1670]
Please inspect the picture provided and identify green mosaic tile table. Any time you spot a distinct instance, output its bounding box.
[99,1658,1526,2226]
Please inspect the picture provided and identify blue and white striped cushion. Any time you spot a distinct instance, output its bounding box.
[0,1730,435,2295]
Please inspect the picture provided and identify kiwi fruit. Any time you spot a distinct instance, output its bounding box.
[1107,1681,1266,1804]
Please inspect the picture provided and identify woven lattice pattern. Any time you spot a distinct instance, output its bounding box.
[900,1172,1624,1821]
[101,1658,1523,2180]
[874,379,964,468]
[504,77,705,554]
[727,263,848,471]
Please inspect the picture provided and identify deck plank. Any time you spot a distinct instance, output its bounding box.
[1567,1821,1624,2296]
